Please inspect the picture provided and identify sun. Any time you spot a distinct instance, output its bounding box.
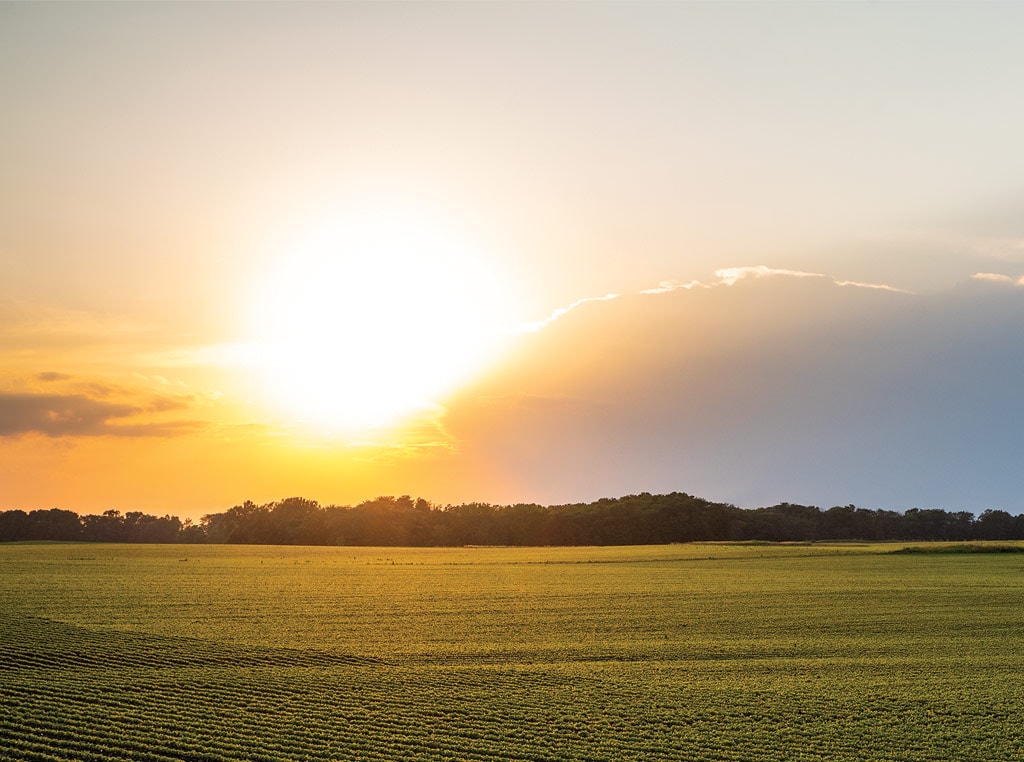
[242,202,515,435]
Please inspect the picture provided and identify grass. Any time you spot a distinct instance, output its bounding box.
[2,541,1024,760]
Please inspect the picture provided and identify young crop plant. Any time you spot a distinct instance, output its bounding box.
[2,543,1023,760]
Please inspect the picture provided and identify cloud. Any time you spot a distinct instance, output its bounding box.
[145,395,192,413]
[0,392,204,438]
[971,272,1023,286]
[640,279,706,295]
[713,265,826,286]
[519,266,911,337]
[702,266,913,293]
[639,267,913,299]
[518,293,620,333]
[833,279,913,294]
[20,371,157,401]
[132,373,171,385]
[97,420,209,437]
[445,267,1024,512]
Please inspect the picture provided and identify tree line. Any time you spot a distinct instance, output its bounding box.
[3,493,1024,545]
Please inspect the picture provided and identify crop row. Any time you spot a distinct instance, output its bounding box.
[4,651,1023,761]
[2,667,628,762]
[0,615,377,673]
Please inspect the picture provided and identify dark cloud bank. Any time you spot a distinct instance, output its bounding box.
[448,275,1024,513]
[0,392,200,437]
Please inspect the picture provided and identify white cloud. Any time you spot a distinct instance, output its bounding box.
[970,272,1019,285]
[834,279,914,294]
[518,293,620,333]
[713,265,826,286]
[640,279,706,295]
[521,265,914,337]
[643,266,912,294]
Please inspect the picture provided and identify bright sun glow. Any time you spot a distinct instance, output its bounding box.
[243,202,515,435]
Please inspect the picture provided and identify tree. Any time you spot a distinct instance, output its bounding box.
[29,508,82,541]
[0,510,30,541]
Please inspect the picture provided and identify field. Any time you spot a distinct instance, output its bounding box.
[2,542,1023,761]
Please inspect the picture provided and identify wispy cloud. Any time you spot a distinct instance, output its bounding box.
[833,279,914,294]
[519,265,913,336]
[640,279,706,294]
[713,265,826,286]
[642,265,912,295]
[708,266,915,293]
[518,293,620,333]
[971,272,1024,286]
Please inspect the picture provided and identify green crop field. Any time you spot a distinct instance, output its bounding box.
[2,542,1023,761]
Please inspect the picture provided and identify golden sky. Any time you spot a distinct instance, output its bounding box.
[3,2,1024,519]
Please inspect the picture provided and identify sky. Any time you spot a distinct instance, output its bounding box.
[2,1,1024,519]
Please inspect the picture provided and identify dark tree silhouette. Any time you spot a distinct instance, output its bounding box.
[3,493,1024,545]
